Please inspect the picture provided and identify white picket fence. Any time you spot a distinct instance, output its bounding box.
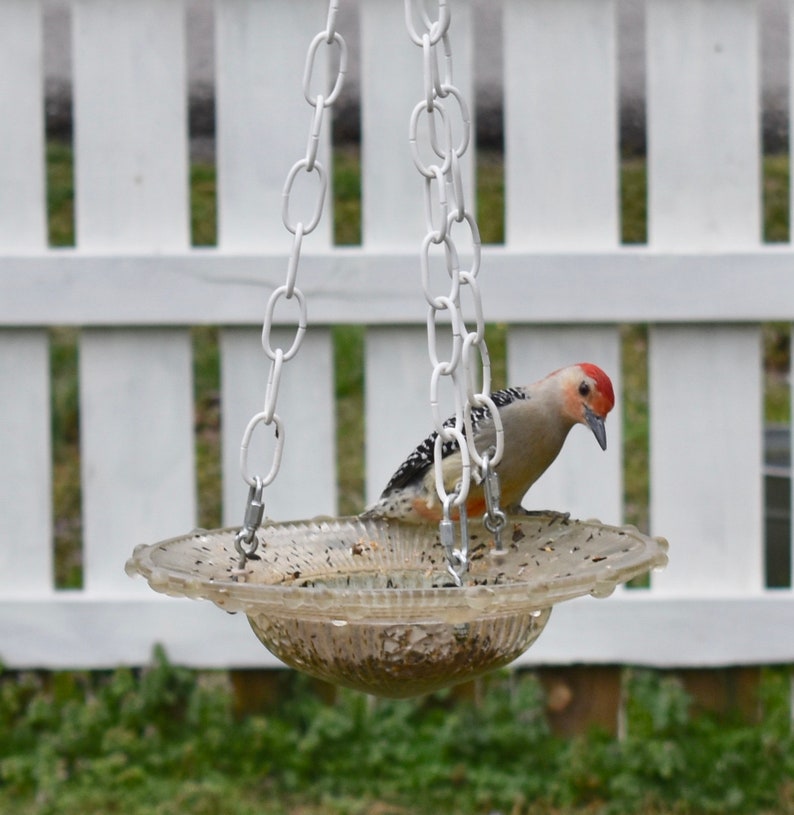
[0,0,792,671]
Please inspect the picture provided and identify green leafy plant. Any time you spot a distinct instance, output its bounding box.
[1,652,793,815]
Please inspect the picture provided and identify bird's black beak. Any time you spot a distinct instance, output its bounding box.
[584,406,607,451]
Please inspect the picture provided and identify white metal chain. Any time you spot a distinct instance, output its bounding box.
[405,0,506,581]
[235,0,347,573]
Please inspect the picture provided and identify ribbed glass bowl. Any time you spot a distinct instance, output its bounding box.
[127,514,668,697]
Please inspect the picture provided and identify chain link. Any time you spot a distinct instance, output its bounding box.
[405,0,505,577]
[405,0,450,47]
[236,0,346,574]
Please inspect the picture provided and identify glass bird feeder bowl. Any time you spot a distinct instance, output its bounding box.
[127,514,667,698]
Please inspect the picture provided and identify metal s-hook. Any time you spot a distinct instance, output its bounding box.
[481,453,507,554]
[439,489,469,586]
[233,477,266,579]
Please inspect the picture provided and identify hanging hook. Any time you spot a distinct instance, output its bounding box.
[233,477,266,579]
[481,453,507,554]
[439,489,469,586]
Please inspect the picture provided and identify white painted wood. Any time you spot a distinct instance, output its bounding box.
[215,0,331,250]
[506,326,623,523]
[646,0,761,248]
[72,0,196,597]
[501,0,622,521]
[514,593,794,667]
[360,3,475,507]
[2,593,794,669]
[2,249,794,326]
[0,331,52,595]
[360,0,474,246]
[0,596,284,668]
[645,2,764,597]
[364,327,435,506]
[72,0,189,250]
[0,0,46,248]
[359,0,424,247]
[503,0,618,249]
[220,327,336,524]
[215,1,336,523]
[0,4,51,595]
[80,329,197,594]
[649,325,764,595]
[220,328,265,526]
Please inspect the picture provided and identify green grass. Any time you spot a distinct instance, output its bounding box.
[333,145,362,246]
[50,328,82,587]
[193,326,223,529]
[190,164,218,247]
[764,155,790,243]
[333,324,365,515]
[761,156,791,425]
[1,648,793,815]
[46,143,75,247]
[620,157,648,244]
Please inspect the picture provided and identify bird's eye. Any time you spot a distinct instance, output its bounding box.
[578,381,590,397]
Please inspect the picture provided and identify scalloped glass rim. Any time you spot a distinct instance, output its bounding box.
[127,514,668,623]
[127,515,668,697]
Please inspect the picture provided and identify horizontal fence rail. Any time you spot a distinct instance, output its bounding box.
[0,0,792,671]
[2,249,794,325]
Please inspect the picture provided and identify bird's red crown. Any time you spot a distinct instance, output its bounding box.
[578,362,615,412]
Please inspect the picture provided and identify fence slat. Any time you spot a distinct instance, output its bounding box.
[646,0,764,594]
[73,0,195,593]
[502,0,621,523]
[215,3,335,520]
[646,0,760,247]
[503,0,618,248]
[0,0,45,247]
[360,1,475,509]
[0,2,51,594]
[215,0,331,249]
[220,327,336,524]
[650,326,764,594]
[72,0,189,249]
[80,330,197,593]
[0,331,52,595]
[365,327,433,506]
[360,0,475,244]
[360,0,423,246]
[507,327,623,523]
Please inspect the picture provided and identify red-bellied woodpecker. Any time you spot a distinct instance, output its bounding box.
[363,363,615,523]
